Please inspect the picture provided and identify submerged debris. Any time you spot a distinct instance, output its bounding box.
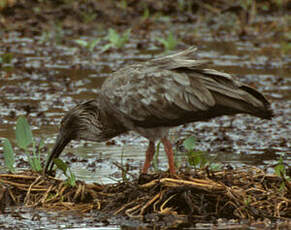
[0,167,290,225]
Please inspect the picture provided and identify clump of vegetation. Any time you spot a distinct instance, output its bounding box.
[39,22,65,44]
[183,136,221,170]
[53,158,76,187]
[118,0,128,10]
[103,28,131,51]
[75,38,100,52]
[80,11,97,24]
[157,32,178,52]
[142,6,150,21]
[2,116,43,172]
[0,53,13,65]
[274,154,290,191]
[1,116,76,186]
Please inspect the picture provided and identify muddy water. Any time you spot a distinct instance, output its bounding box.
[0,23,290,228]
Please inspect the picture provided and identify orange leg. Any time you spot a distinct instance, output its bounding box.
[161,137,176,175]
[142,141,155,173]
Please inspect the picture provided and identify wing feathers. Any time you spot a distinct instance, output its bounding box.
[101,48,272,129]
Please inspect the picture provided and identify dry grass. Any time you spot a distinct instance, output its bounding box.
[0,166,290,223]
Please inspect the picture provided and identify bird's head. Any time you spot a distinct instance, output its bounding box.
[43,100,103,175]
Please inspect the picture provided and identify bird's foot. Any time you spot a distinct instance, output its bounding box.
[167,171,182,179]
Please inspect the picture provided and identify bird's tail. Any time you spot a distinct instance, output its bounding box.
[194,68,274,120]
[203,78,273,120]
[235,85,273,119]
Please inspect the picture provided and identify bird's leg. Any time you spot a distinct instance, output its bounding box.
[142,141,155,173]
[161,137,176,175]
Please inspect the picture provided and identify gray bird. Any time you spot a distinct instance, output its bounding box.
[43,47,273,175]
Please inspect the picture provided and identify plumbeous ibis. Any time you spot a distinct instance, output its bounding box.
[43,47,273,175]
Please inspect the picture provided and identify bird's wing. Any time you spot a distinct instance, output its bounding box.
[101,64,223,128]
[101,48,271,129]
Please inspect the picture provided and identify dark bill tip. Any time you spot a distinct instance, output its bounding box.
[43,134,70,176]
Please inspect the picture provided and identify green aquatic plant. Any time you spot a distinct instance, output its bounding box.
[39,22,65,44]
[142,7,150,20]
[81,11,97,24]
[184,136,206,169]
[0,53,13,65]
[274,154,290,191]
[103,28,131,51]
[75,38,100,52]
[240,0,253,11]
[157,32,178,52]
[119,0,127,10]
[3,138,15,173]
[53,158,76,187]
[183,136,221,170]
[120,148,128,182]
[2,116,43,172]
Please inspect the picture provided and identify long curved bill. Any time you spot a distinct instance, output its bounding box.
[43,134,71,175]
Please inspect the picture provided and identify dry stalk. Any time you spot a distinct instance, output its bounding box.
[125,203,142,219]
[24,176,42,205]
[0,168,289,221]
[140,192,161,215]
[114,199,138,215]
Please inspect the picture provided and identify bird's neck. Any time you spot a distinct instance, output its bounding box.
[96,99,128,141]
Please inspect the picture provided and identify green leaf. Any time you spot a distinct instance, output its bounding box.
[53,158,68,175]
[16,116,33,150]
[3,138,15,172]
[199,153,207,168]
[275,164,285,177]
[35,158,42,171]
[102,43,113,52]
[187,151,200,167]
[67,168,76,187]
[75,39,88,47]
[274,156,286,177]
[142,7,150,20]
[1,53,13,64]
[106,28,130,49]
[209,163,222,171]
[31,142,42,172]
[157,32,177,51]
[108,28,119,44]
[183,136,196,151]
[88,39,100,51]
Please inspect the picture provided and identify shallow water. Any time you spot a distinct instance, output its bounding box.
[1,32,290,181]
